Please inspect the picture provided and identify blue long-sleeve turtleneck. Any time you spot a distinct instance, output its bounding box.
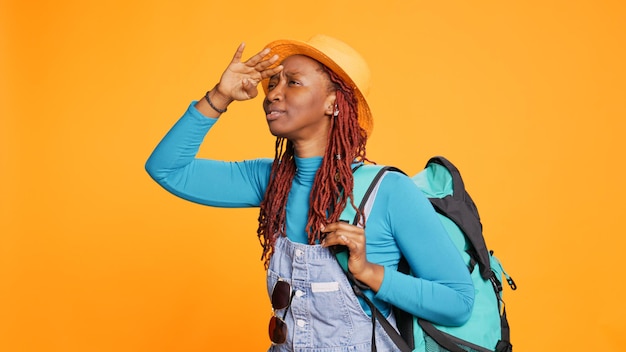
[146,102,474,326]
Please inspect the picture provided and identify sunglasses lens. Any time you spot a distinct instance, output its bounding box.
[271,280,291,309]
[269,316,288,344]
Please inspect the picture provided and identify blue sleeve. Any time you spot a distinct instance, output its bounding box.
[371,172,474,326]
[145,102,272,207]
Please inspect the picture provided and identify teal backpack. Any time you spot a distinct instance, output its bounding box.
[336,156,516,352]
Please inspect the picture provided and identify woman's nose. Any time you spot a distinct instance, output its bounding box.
[266,81,284,102]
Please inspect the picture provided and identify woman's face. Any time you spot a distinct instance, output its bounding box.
[263,55,336,143]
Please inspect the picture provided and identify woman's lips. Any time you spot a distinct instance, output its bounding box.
[266,110,284,121]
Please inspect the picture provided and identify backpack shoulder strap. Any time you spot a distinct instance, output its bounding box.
[336,165,404,271]
[426,156,493,280]
[339,164,387,226]
[334,165,412,352]
[335,165,386,272]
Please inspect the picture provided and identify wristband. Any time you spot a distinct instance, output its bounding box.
[204,90,228,114]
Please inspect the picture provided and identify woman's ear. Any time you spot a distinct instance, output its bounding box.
[324,94,337,116]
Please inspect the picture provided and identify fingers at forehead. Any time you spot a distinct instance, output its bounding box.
[260,65,283,79]
[255,54,280,70]
[245,48,272,66]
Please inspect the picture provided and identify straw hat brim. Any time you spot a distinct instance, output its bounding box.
[261,39,373,137]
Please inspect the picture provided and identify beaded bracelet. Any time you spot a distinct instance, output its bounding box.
[205,90,227,114]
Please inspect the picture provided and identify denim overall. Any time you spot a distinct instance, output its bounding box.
[267,236,399,352]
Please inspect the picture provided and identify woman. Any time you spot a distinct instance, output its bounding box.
[146,35,474,351]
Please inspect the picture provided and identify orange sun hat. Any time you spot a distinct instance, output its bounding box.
[262,35,373,137]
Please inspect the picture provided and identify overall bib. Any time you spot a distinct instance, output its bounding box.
[267,236,399,352]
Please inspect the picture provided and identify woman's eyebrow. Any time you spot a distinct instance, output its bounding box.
[282,67,304,76]
[269,70,301,81]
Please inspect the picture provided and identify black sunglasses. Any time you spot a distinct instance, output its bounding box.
[268,279,295,344]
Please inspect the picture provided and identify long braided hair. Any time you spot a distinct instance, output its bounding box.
[257,63,371,268]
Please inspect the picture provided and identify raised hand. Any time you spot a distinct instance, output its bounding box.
[196,43,283,117]
[215,43,283,102]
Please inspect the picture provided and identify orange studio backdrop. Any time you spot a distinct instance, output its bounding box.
[1,1,625,351]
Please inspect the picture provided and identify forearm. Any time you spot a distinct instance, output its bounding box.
[194,86,234,118]
[377,269,474,326]
[352,262,385,293]
[371,174,474,325]
[145,102,271,207]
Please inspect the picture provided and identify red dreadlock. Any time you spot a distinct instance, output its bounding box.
[256,63,371,268]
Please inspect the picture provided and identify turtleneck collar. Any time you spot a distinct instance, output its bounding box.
[294,155,323,185]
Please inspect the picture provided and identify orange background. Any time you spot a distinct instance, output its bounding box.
[2,1,625,351]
